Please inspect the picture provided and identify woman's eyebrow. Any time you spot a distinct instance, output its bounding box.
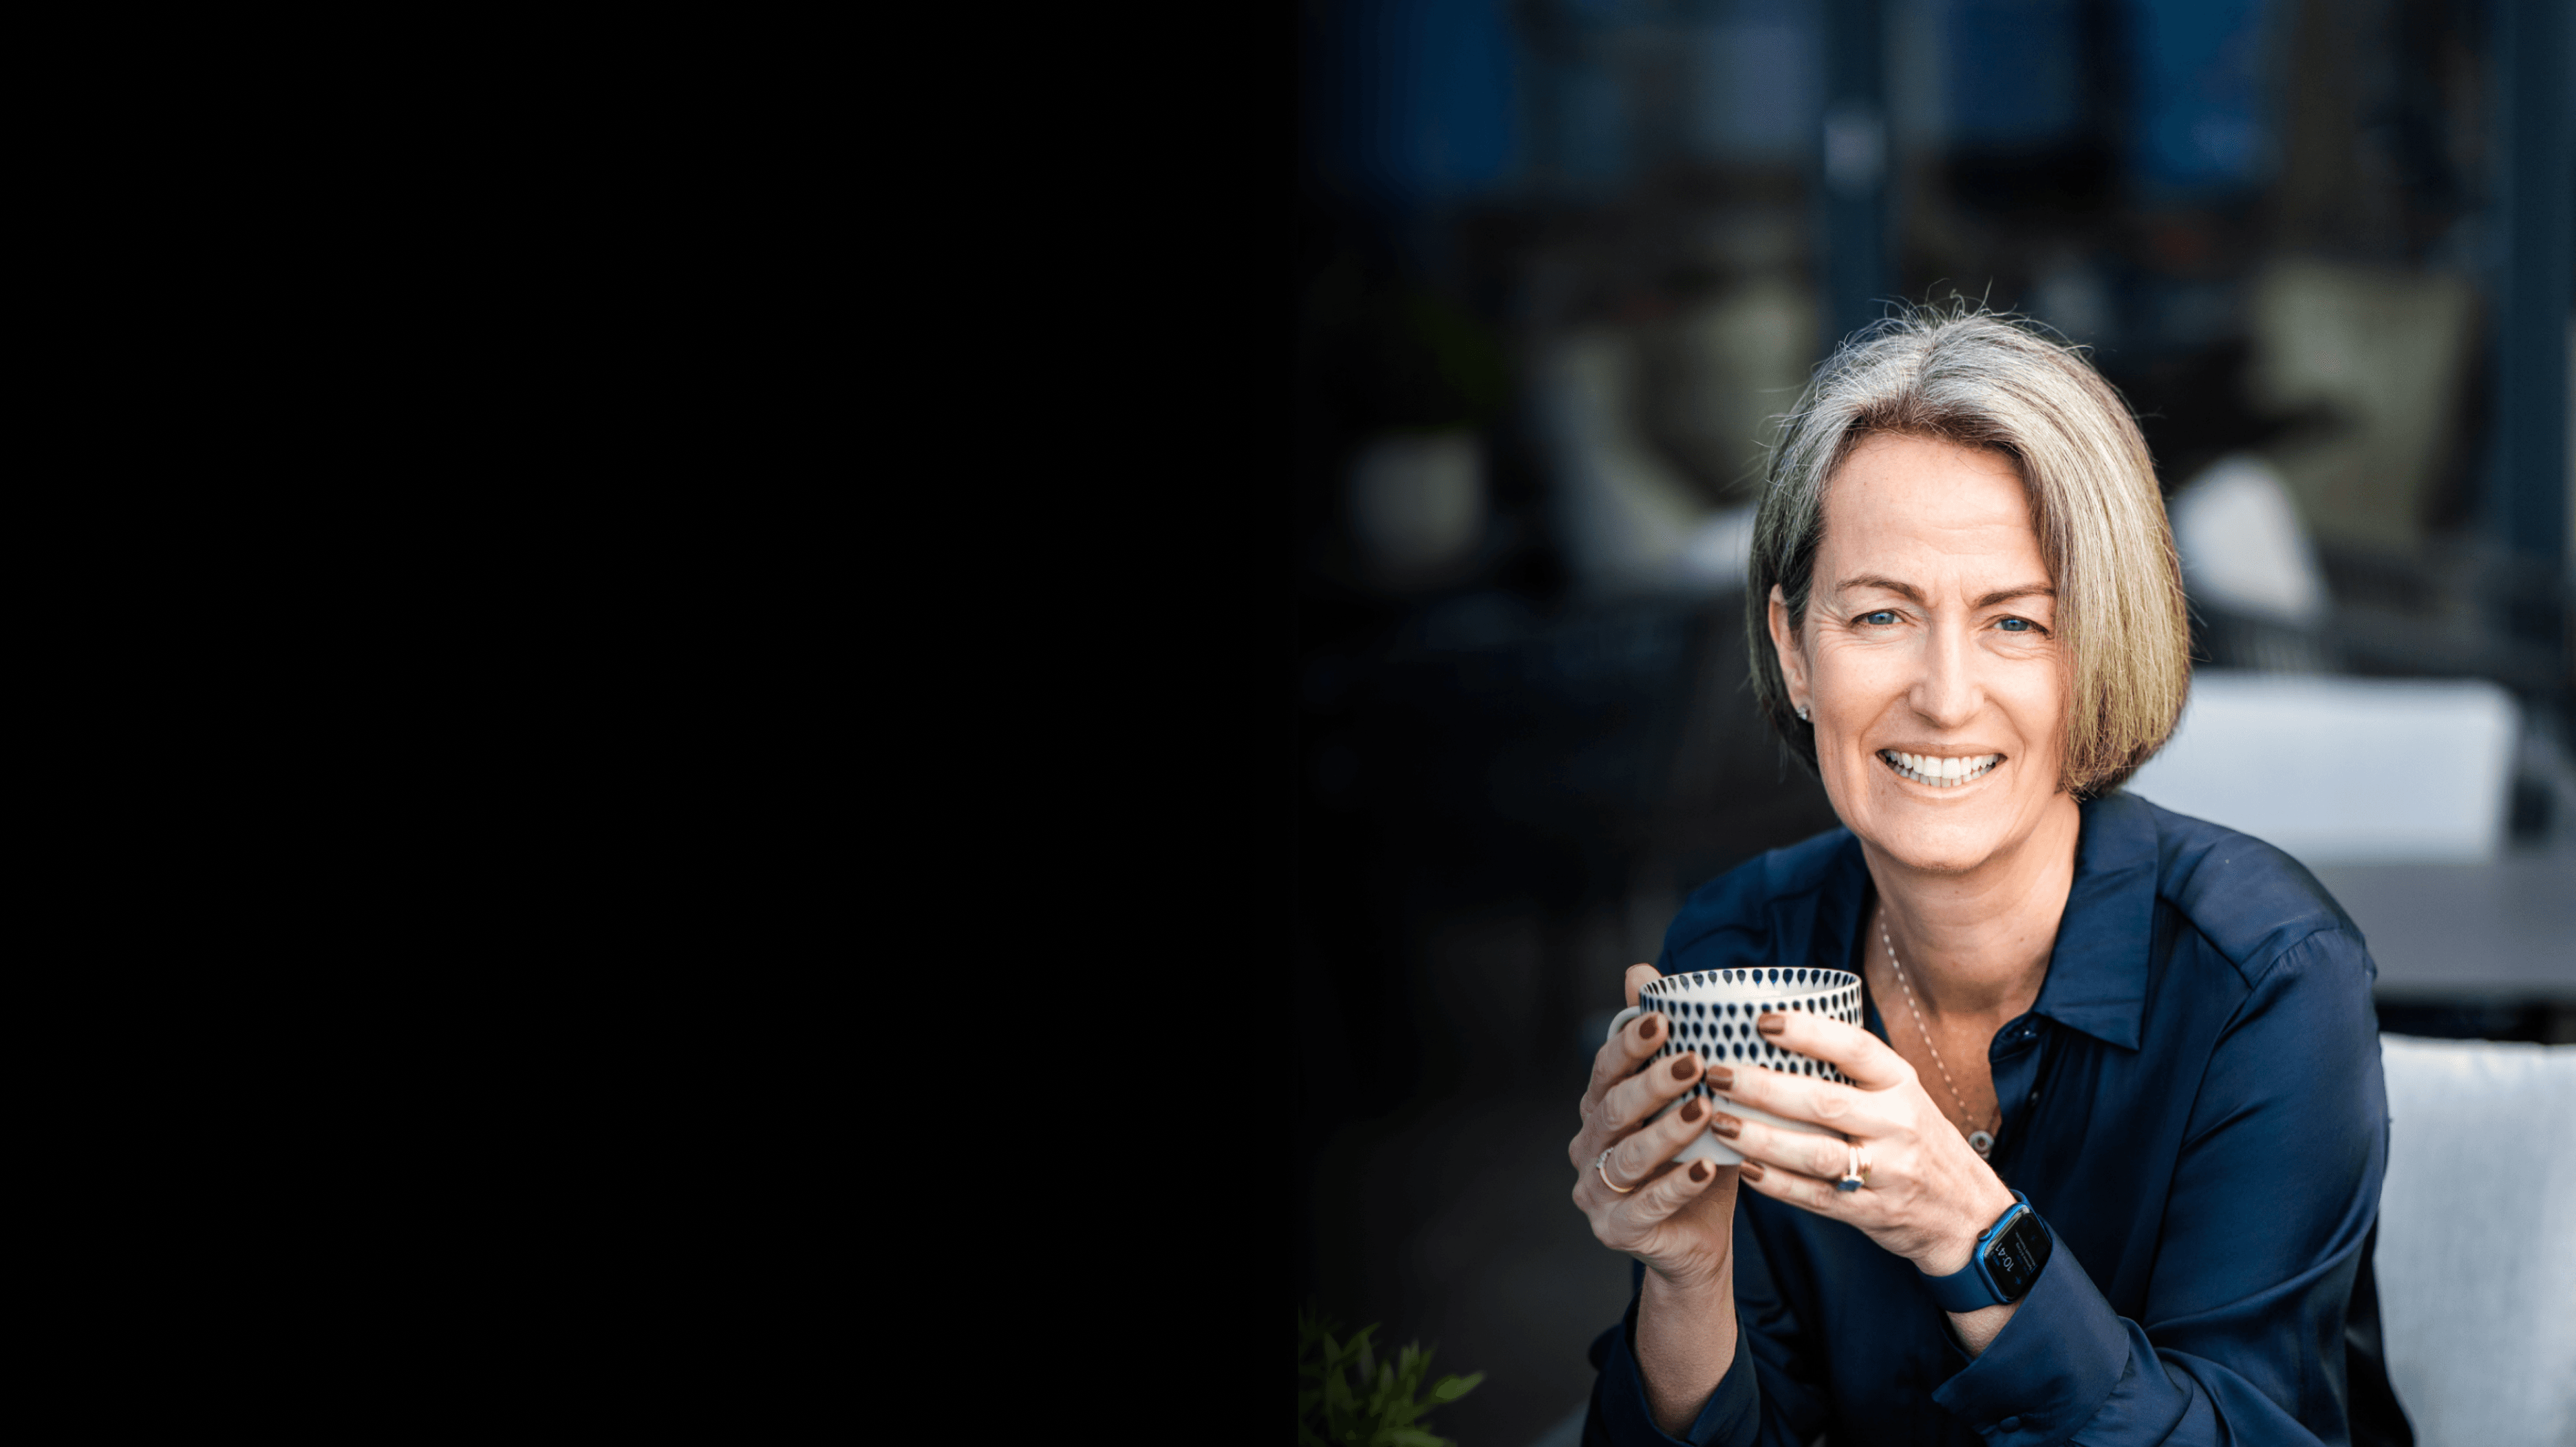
[1832,574,1926,603]
[1975,584,2057,608]
[1829,576,2055,608]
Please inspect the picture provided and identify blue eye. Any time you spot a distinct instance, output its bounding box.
[1998,617,2032,632]
[1861,610,1897,625]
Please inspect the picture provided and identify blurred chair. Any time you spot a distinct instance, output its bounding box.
[2374,1036,2576,1447]
[2245,262,2478,557]
[2124,672,2520,864]
[2170,455,2329,623]
[2169,455,2337,674]
[1347,431,1490,586]
[1532,331,1758,598]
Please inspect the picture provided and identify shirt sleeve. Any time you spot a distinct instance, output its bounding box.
[1932,928,2390,1444]
[1585,1291,1763,1447]
[1585,1206,1834,1447]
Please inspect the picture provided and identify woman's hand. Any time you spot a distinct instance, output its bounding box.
[1714,1009,2018,1286]
[1569,965,1736,1286]
[1571,965,1742,1431]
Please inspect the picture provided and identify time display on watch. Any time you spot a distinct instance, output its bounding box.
[1979,1205,2052,1300]
[1924,1191,2057,1311]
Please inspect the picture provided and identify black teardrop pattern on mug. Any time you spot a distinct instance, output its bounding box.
[1633,974,1863,1082]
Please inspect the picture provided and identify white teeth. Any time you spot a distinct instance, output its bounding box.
[1882,751,2001,786]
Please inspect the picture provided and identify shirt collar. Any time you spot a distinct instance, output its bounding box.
[2028,793,2158,1051]
[1827,792,2158,1052]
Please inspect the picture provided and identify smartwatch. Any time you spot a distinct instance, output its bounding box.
[1923,1191,2052,1312]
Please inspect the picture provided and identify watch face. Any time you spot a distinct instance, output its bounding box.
[1982,1210,2053,1301]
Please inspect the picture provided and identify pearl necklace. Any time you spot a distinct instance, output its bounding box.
[1880,917,1998,1159]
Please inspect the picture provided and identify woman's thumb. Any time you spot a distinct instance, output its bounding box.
[1624,962,1660,1007]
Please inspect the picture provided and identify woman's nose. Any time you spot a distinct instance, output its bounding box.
[1910,624,1982,727]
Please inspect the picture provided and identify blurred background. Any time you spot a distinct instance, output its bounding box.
[1291,1,2573,1442]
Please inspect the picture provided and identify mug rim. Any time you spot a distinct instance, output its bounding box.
[1642,966,1859,996]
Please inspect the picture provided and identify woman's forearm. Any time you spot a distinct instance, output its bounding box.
[1635,1253,1739,1436]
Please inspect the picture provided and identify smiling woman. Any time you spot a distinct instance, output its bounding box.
[1748,312,2192,800]
[1769,434,2088,883]
[1567,309,2409,1447]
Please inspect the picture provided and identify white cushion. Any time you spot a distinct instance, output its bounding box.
[2127,673,2518,864]
[2376,1035,2576,1446]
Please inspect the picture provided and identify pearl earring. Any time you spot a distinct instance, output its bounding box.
[1797,706,1810,722]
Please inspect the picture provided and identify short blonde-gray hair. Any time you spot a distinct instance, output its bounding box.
[1747,306,2191,798]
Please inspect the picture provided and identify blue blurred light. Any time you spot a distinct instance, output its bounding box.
[1307,0,1521,209]
[1693,12,1820,162]
[1944,0,2090,149]
[2118,0,2277,192]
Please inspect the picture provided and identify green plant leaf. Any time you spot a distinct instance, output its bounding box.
[1302,1309,1479,1447]
[1430,1371,1485,1403]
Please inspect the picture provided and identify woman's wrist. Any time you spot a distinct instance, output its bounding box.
[1915,1180,2021,1277]
[1637,1250,1739,1435]
[1642,1245,1733,1301]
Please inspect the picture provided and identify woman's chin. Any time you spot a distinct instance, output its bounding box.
[1858,824,2013,875]
[1831,776,2027,872]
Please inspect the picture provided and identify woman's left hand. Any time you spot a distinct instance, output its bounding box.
[1714,1009,2019,1280]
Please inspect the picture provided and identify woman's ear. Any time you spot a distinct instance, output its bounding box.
[1767,584,1811,718]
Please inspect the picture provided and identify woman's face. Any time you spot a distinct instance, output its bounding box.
[1769,433,2071,875]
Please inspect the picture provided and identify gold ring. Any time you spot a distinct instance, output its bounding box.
[1836,1141,1869,1193]
[1596,1148,1635,1194]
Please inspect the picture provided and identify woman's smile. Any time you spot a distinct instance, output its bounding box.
[1877,750,2004,789]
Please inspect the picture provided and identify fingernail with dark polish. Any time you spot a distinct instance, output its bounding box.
[1639,1014,1660,1039]
[1670,1055,1699,1080]
[1688,1161,1711,1183]
[1679,1097,1705,1124]
[1706,1065,1733,1091]
[1738,1161,1767,1182]
[1757,1014,1786,1037]
[1712,1113,1741,1138]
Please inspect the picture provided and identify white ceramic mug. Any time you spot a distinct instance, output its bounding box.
[1607,965,1865,1167]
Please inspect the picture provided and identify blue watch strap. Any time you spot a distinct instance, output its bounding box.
[1923,1192,2030,1313]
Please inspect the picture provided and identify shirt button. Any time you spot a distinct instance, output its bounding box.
[1999,1416,2021,1432]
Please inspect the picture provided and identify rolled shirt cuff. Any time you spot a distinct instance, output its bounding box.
[1931,1219,2129,1443]
[1593,1294,1761,1447]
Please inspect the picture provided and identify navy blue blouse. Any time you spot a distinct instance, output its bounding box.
[1585,793,2409,1447]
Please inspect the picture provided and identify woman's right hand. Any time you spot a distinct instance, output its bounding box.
[1569,963,1737,1289]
